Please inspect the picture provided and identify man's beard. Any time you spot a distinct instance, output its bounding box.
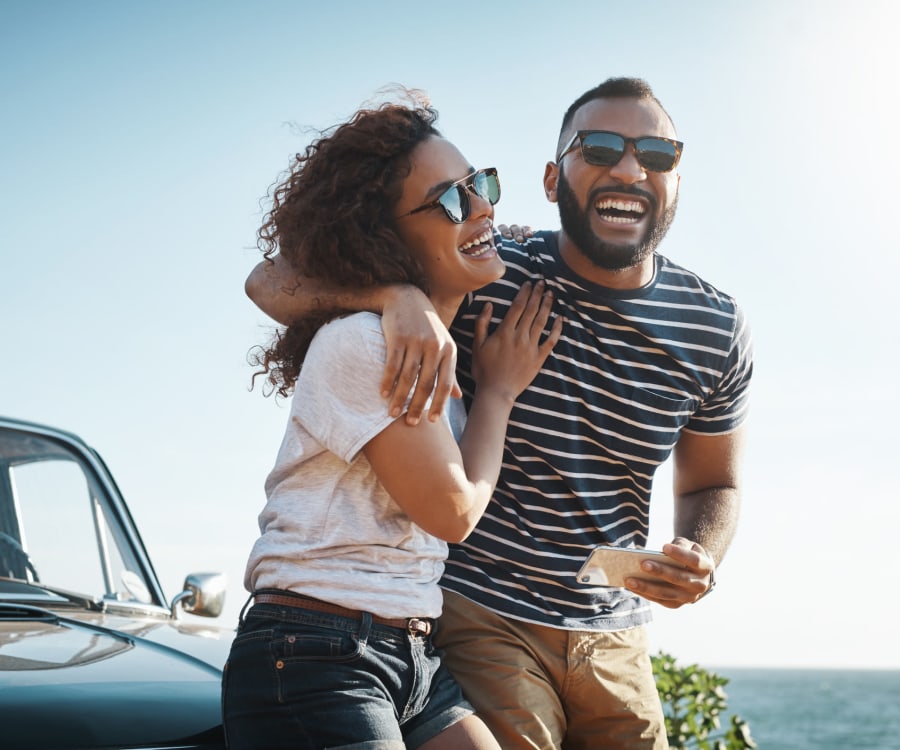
[556,168,678,272]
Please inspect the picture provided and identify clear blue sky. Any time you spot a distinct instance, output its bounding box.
[2,0,898,669]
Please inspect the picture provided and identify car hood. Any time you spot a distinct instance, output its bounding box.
[0,603,235,749]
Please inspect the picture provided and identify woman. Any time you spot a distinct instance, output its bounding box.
[222,92,562,750]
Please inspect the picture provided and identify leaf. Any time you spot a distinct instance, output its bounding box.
[652,652,758,749]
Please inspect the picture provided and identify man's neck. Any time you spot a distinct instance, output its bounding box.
[556,230,655,290]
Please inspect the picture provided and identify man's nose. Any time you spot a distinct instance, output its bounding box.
[608,144,647,185]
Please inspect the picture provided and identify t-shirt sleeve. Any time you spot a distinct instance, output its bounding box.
[292,314,398,462]
[685,303,754,435]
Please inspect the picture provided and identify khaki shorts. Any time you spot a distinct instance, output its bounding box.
[435,590,668,750]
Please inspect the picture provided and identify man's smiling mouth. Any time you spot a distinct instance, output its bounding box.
[594,198,647,225]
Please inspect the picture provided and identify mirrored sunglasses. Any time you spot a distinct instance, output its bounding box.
[398,167,501,224]
[557,130,683,173]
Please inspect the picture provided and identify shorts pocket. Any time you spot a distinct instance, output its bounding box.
[271,622,365,664]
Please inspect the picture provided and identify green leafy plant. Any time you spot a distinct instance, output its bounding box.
[652,651,757,749]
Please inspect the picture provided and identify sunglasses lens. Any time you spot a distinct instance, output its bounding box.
[635,139,679,172]
[475,170,501,205]
[580,132,627,167]
[432,170,502,224]
[437,184,466,223]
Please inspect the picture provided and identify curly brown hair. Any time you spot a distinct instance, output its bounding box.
[251,91,440,397]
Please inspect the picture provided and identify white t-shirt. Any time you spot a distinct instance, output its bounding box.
[244,312,463,619]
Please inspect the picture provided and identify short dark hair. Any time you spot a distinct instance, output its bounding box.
[557,77,675,155]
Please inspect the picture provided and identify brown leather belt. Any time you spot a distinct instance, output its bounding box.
[253,591,432,637]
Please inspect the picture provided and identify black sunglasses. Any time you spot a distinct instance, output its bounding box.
[397,167,500,224]
[557,130,683,173]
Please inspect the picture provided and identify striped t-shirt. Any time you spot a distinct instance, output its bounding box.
[442,231,753,631]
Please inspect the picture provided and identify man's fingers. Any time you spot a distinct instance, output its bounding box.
[496,224,532,243]
[405,365,435,425]
[662,540,712,572]
[381,348,406,401]
[625,552,713,607]
[510,224,533,243]
[625,578,688,609]
[427,359,458,422]
[386,353,422,418]
[405,342,444,425]
[378,291,457,424]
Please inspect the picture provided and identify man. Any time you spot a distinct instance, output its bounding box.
[246,78,752,749]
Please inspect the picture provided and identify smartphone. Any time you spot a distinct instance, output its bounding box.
[576,546,683,587]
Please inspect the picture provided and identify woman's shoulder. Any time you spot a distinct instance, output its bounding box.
[312,311,383,345]
[305,312,386,369]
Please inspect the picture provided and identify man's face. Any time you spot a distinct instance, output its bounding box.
[549,97,681,272]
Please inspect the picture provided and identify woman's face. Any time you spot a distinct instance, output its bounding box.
[394,136,505,310]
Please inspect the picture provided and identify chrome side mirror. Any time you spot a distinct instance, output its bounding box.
[169,572,226,618]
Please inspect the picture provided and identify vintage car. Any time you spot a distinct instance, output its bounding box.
[0,415,234,749]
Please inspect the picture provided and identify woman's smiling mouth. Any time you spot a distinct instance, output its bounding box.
[458,228,496,256]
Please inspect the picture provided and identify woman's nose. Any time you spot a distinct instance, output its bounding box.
[466,185,494,219]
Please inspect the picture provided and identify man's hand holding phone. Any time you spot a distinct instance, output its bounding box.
[578,538,715,609]
[624,538,716,609]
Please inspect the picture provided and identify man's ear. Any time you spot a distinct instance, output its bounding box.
[543,161,559,203]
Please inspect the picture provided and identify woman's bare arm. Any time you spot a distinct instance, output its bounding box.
[245,256,460,423]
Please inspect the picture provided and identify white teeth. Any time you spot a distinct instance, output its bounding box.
[595,198,645,214]
[458,229,494,254]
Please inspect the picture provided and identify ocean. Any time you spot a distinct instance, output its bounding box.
[716,668,900,749]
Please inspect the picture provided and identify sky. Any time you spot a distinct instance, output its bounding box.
[2,0,898,671]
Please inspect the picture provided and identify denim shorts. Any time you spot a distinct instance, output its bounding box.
[222,600,474,749]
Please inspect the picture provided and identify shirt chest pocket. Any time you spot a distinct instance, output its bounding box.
[599,386,698,464]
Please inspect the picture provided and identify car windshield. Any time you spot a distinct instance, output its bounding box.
[0,425,156,608]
